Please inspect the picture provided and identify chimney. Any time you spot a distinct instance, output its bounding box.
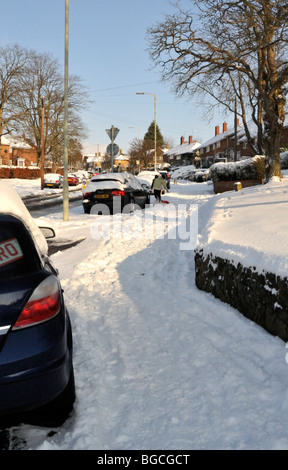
[180,136,185,145]
[223,122,227,132]
[215,126,220,136]
[189,136,193,144]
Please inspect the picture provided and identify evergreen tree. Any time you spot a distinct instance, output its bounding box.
[143,121,164,148]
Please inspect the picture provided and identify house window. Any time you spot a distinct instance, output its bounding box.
[17,158,25,167]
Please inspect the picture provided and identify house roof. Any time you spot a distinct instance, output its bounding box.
[163,140,201,157]
[1,134,32,149]
[199,114,288,148]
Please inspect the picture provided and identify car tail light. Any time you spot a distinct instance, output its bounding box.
[13,276,61,330]
[83,192,91,198]
[112,190,125,196]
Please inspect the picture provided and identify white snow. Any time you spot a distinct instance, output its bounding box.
[0,181,48,257]
[3,172,288,450]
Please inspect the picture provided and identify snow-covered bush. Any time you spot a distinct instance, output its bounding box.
[209,155,265,182]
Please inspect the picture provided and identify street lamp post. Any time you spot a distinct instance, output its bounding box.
[136,92,157,170]
[63,0,69,221]
[41,96,45,190]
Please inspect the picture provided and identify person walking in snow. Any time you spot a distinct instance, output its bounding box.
[151,174,167,203]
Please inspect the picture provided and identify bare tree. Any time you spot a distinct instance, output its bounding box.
[15,50,88,167]
[68,138,84,169]
[101,153,112,171]
[148,0,288,179]
[128,137,156,169]
[0,44,30,141]
[128,137,142,172]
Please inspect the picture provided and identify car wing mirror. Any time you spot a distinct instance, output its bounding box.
[39,227,56,239]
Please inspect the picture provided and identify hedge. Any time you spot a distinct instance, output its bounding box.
[0,167,65,179]
[209,155,265,182]
[0,166,41,179]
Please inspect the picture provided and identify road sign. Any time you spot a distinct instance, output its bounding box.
[106,126,120,141]
[106,143,119,157]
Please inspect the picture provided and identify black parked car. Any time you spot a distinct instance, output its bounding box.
[82,172,150,214]
[0,182,75,424]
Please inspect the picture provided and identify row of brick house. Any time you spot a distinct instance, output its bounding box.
[3,116,288,172]
[163,135,201,165]
[163,117,288,167]
[198,120,255,167]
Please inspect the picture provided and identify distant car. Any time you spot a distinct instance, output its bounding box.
[176,169,197,180]
[82,172,150,214]
[194,169,210,182]
[0,182,75,423]
[67,174,80,186]
[44,173,64,189]
[187,170,197,181]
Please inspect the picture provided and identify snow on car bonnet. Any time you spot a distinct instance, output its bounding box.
[0,181,48,256]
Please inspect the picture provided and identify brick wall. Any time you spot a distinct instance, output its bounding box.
[213,179,264,193]
[195,249,288,342]
[10,146,38,166]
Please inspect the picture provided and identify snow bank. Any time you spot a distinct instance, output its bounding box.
[198,176,288,277]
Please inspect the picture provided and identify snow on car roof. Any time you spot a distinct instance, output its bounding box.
[0,181,48,256]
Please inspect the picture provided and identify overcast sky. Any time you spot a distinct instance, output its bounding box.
[1,0,230,154]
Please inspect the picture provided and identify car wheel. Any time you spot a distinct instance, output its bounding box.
[84,206,91,214]
[49,367,76,415]
[27,367,76,427]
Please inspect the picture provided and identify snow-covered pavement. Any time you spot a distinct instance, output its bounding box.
[3,176,288,450]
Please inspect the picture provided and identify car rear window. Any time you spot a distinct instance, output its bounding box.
[0,215,41,280]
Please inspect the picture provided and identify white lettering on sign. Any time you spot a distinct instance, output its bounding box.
[0,238,23,267]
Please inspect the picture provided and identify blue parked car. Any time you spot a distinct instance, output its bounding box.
[0,182,75,424]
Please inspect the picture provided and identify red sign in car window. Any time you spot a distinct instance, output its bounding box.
[0,238,24,267]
